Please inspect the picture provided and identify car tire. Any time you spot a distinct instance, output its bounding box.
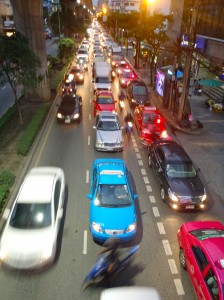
[160,187,166,202]
[148,154,152,168]
[179,248,187,270]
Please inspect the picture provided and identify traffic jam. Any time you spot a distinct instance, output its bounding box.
[1,18,224,300]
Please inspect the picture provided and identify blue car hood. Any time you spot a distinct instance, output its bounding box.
[91,205,135,229]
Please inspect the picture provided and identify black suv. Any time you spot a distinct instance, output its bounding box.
[126,79,150,107]
[148,140,206,210]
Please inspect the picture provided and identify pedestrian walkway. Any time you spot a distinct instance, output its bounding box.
[123,49,224,204]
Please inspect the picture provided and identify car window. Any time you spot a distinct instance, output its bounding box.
[204,269,219,300]
[97,120,119,131]
[96,78,110,83]
[94,184,132,207]
[133,85,147,95]
[54,180,61,219]
[192,246,209,272]
[166,163,197,178]
[156,148,165,169]
[143,113,157,124]
[93,169,97,192]
[10,203,51,229]
[98,97,113,104]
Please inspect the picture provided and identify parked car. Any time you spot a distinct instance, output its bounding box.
[93,90,116,117]
[177,220,224,300]
[119,69,137,88]
[57,94,82,124]
[0,167,65,270]
[70,65,85,84]
[87,158,137,242]
[134,105,168,146]
[126,79,150,107]
[148,140,207,210]
[93,111,124,152]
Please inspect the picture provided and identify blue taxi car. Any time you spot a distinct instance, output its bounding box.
[87,158,138,242]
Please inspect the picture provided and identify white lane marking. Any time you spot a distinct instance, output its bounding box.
[134,147,139,153]
[138,160,143,166]
[157,222,166,234]
[149,195,156,203]
[143,177,149,184]
[141,169,146,175]
[136,153,141,159]
[89,114,91,120]
[133,142,137,147]
[83,230,87,254]
[162,240,172,256]
[86,170,89,183]
[152,207,160,217]
[146,185,152,192]
[174,279,185,295]
[89,99,92,104]
[168,259,178,274]
[88,135,90,146]
[131,136,136,142]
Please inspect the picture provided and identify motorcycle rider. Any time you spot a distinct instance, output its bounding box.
[124,112,133,138]
[99,238,120,274]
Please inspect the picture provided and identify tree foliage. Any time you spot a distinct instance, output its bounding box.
[0,31,40,123]
[57,37,75,62]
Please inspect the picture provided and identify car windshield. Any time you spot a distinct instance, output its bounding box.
[78,50,88,55]
[9,203,51,229]
[143,113,158,124]
[166,163,197,178]
[98,96,113,104]
[96,78,110,83]
[133,85,147,95]
[94,184,131,207]
[122,72,134,79]
[97,120,120,131]
[190,229,224,240]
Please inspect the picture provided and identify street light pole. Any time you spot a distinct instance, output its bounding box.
[177,0,198,122]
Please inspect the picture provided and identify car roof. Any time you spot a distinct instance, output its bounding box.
[18,167,59,203]
[94,159,126,185]
[97,91,113,97]
[98,111,117,119]
[155,141,192,164]
[131,79,147,86]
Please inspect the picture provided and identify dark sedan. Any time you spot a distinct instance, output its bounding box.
[148,140,206,210]
[57,94,82,124]
[126,79,150,107]
[70,65,85,84]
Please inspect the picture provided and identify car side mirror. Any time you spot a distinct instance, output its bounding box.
[58,208,63,219]
[196,168,201,173]
[93,99,96,103]
[133,194,138,200]
[87,194,92,200]
[2,208,10,220]
[121,126,124,130]
[93,125,96,129]
[158,167,163,173]
[92,80,94,83]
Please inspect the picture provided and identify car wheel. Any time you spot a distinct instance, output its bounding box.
[160,187,166,202]
[179,248,187,270]
[148,154,152,167]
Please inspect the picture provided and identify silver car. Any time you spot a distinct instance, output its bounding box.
[93,112,124,152]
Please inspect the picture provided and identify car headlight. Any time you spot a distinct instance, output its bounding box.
[79,74,84,80]
[84,64,87,69]
[116,140,123,146]
[96,140,103,146]
[126,221,136,233]
[131,98,136,103]
[112,62,115,66]
[92,222,103,233]
[41,243,53,260]
[0,244,8,261]
[121,79,125,84]
[73,113,80,119]
[201,188,207,201]
[168,188,179,202]
[57,113,63,119]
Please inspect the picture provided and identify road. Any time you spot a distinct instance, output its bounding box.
[0,45,224,300]
[0,38,58,117]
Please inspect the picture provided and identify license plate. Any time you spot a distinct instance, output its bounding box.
[186,205,194,209]
[65,119,70,123]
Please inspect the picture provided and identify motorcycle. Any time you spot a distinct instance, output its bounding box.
[82,245,139,289]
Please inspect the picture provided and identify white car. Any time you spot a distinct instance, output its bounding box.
[100,287,161,300]
[93,111,124,152]
[0,167,65,270]
[76,48,89,62]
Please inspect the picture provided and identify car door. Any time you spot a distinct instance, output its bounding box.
[152,146,165,186]
[188,246,211,300]
[53,178,63,238]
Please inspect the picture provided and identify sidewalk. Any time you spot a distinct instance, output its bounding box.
[124,48,224,203]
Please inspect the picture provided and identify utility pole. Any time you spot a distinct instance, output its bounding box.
[177,0,198,122]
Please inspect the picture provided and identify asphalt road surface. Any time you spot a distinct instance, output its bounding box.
[1,45,224,300]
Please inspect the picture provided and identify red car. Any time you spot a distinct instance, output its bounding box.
[134,106,168,146]
[178,221,224,300]
[118,69,137,88]
[117,60,131,75]
[93,90,117,117]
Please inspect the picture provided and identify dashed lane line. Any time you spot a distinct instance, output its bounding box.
[168,259,178,274]
[174,279,185,296]
[86,170,89,184]
[157,222,166,234]
[162,240,172,256]
[152,207,160,217]
[83,230,87,254]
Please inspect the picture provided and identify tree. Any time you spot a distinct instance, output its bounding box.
[0,32,40,124]
[57,37,75,62]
